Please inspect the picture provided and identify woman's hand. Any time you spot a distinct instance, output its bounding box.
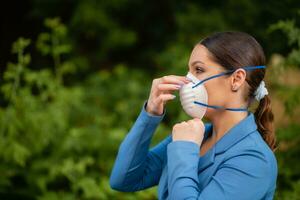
[146,75,190,115]
[172,118,205,146]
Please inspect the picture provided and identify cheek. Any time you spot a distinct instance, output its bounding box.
[205,79,229,104]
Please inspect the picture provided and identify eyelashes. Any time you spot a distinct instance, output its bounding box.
[195,66,205,74]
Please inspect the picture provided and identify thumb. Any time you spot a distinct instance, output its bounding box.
[193,118,205,127]
[193,118,202,122]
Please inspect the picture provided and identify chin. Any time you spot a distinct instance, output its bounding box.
[203,107,221,122]
[203,109,212,121]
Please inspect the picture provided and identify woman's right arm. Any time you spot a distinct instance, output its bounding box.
[109,75,190,192]
[109,100,170,192]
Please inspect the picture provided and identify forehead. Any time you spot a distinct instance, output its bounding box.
[188,44,224,71]
[188,44,211,66]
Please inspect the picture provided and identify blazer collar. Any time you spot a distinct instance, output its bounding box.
[198,112,257,172]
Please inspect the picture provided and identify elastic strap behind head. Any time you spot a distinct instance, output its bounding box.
[192,65,266,88]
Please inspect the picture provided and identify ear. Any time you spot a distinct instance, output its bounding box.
[230,68,246,92]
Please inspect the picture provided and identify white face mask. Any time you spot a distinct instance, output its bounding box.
[179,72,208,119]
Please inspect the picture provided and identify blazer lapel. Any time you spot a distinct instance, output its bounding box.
[198,123,215,172]
[198,112,257,171]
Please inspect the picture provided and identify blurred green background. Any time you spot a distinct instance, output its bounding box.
[0,0,300,199]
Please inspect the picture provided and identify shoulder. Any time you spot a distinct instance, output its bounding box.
[222,130,278,188]
[227,130,277,167]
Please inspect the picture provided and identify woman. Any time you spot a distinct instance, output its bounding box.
[109,31,278,200]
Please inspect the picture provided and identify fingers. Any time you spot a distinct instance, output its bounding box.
[160,75,190,85]
[148,75,191,114]
[152,75,191,94]
[154,75,191,95]
[157,83,182,91]
[187,118,201,122]
[187,118,204,126]
[154,93,176,105]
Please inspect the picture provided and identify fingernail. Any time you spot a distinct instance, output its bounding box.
[171,94,176,99]
[175,84,182,89]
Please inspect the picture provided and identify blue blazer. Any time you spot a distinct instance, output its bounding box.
[110,101,278,200]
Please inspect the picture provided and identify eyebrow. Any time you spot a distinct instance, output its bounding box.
[190,61,205,66]
[189,61,223,71]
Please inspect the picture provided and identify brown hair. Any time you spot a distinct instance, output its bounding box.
[199,31,277,152]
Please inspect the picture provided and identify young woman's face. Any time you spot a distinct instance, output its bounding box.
[188,44,232,118]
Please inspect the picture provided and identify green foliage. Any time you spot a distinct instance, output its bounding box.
[36,18,74,83]
[269,12,300,67]
[0,2,300,199]
[0,18,158,200]
[268,11,300,200]
[268,11,300,117]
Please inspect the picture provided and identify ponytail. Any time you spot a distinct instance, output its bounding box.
[254,95,278,152]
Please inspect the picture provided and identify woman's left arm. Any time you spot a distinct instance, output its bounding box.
[167,141,273,200]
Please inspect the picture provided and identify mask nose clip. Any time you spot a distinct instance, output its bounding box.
[186,72,199,85]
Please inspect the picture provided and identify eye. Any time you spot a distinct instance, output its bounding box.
[195,66,205,74]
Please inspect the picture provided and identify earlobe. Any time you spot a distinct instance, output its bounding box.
[231,85,238,92]
[231,69,246,91]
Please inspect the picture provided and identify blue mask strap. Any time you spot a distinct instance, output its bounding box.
[194,101,248,112]
[192,71,232,88]
[191,65,266,112]
[192,65,266,89]
[242,65,266,71]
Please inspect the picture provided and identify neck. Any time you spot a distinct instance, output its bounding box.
[210,110,248,143]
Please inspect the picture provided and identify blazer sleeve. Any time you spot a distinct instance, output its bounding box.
[109,100,172,192]
[167,141,273,200]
